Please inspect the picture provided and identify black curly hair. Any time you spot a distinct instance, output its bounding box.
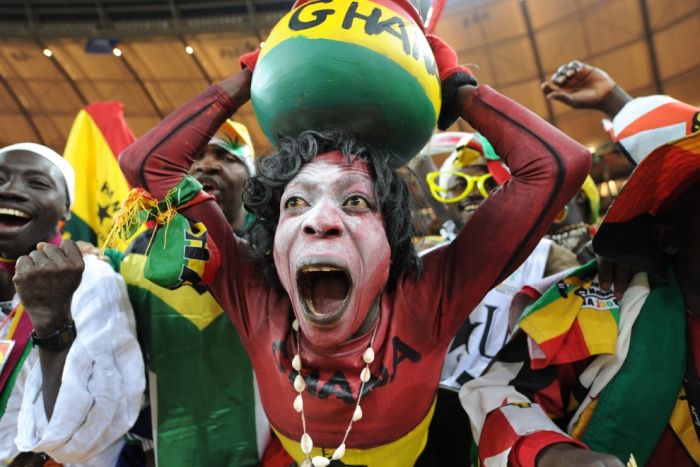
[243,129,422,291]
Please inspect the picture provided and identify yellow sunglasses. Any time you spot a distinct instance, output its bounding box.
[426,171,497,204]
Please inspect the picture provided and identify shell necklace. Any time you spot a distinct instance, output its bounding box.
[291,317,380,467]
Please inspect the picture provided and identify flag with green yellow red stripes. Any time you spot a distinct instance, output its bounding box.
[63,101,135,249]
[120,238,267,467]
[517,261,620,369]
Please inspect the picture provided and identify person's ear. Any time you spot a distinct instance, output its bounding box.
[652,222,680,255]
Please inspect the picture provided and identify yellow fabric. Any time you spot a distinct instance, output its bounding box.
[572,387,700,463]
[669,387,700,464]
[5,304,24,340]
[519,274,618,357]
[219,119,255,158]
[274,399,436,466]
[121,253,223,330]
[261,0,440,118]
[63,109,134,249]
[518,276,588,343]
[570,399,597,439]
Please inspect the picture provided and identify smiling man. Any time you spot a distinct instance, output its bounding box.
[0,143,143,465]
[117,49,590,464]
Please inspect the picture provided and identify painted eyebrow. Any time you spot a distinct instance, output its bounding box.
[287,174,373,193]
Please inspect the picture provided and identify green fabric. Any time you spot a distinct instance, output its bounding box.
[103,248,124,272]
[144,213,193,288]
[0,342,32,417]
[123,252,259,467]
[252,37,438,163]
[478,133,500,161]
[580,269,686,465]
[63,214,97,245]
[136,176,208,289]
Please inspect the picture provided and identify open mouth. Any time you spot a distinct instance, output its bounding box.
[297,264,352,325]
[196,176,222,200]
[0,207,32,229]
[459,203,481,215]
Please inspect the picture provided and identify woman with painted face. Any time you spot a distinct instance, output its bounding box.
[117,38,590,466]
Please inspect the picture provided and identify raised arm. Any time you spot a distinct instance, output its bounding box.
[118,70,252,248]
[429,84,590,333]
[540,60,632,119]
[118,71,261,334]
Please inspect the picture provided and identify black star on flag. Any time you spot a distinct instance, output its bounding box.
[97,204,111,223]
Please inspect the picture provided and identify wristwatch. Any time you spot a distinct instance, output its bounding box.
[31,321,77,351]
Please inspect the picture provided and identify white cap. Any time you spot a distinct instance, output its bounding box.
[0,142,75,209]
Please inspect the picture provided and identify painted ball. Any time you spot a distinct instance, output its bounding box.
[251,0,442,165]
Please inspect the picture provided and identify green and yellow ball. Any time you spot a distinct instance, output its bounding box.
[251,0,441,165]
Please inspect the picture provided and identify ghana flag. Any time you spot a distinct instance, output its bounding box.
[120,244,268,466]
[63,101,135,249]
[517,261,620,370]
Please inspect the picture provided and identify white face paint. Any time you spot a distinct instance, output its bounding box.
[274,151,390,349]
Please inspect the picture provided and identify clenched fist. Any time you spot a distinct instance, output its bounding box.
[13,240,84,336]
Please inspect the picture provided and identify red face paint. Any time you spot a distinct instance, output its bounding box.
[273,151,391,349]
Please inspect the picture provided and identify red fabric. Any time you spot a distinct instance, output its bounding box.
[486,159,511,185]
[0,308,32,393]
[602,136,700,223]
[510,431,588,467]
[533,319,590,369]
[83,101,136,160]
[613,101,698,142]
[641,314,700,466]
[480,408,522,460]
[646,427,697,467]
[199,232,220,286]
[118,82,589,448]
[260,432,294,467]
[426,33,473,82]
[240,49,260,72]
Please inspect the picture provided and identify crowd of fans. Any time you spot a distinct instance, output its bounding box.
[0,25,698,467]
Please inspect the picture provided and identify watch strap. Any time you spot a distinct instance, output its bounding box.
[31,321,77,352]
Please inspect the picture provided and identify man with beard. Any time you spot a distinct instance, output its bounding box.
[116,37,590,464]
[0,143,143,465]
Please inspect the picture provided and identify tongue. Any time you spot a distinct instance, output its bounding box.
[311,274,349,315]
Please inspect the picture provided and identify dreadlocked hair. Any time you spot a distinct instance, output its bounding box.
[243,129,422,291]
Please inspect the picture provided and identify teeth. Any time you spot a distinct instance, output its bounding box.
[302,266,341,272]
[0,208,30,219]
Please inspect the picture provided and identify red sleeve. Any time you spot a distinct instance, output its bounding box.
[510,432,588,467]
[117,83,261,337]
[420,85,591,338]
